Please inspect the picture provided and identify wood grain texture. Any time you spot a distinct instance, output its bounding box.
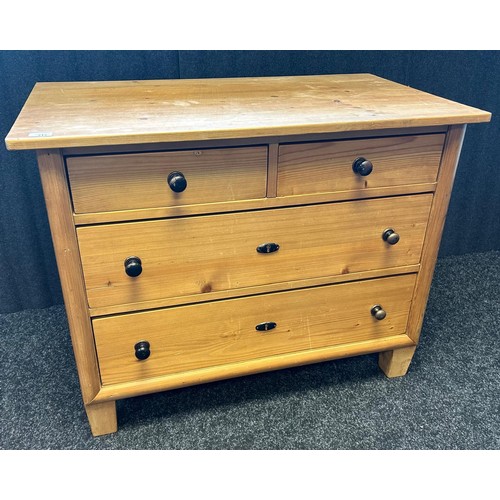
[93,274,417,385]
[61,125,449,157]
[77,194,432,309]
[5,74,490,150]
[7,72,491,438]
[84,401,117,436]
[378,346,417,378]
[72,182,437,225]
[267,143,279,198]
[406,125,467,343]
[88,265,420,317]
[36,151,101,404]
[67,146,267,213]
[92,334,415,403]
[278,134,444,196]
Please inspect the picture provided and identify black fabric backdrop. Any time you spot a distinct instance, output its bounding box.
[0,50,498,314]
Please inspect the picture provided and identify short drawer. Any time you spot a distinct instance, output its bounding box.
[93,273,417,385]
[77,194,432,308]
[66,146,268,213]
[277,134,445,197]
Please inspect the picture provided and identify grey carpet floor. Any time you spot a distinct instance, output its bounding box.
[1,251,499,449]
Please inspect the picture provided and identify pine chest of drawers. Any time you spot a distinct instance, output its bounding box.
[6,74,490,436]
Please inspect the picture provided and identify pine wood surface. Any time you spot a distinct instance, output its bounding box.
[5,74,490,150]
[266,143,279,198]
[72,182,437,225]
[36,150,101,404]
[77,194,432,309]
[406,125,467,343]
[92,334,415,403]
[88,266,420,317]
[378,346,418,378]
[84,401,117,436]
[93,274,417,385]
[5,74,491,437]
[278,133,444,196]
[60,125,449,157]
[67,146,267,213]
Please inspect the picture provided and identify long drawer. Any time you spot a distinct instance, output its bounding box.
[93,274,417,385]
[278,134,445,197]
[67,146,268,213]
[78,194,432,308]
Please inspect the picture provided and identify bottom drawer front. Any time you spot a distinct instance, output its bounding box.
[93,274,416,385]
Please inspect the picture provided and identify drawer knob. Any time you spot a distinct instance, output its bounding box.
[382,228,400,245]
[256,242,280,254]
[371,305,387,321]
[256,322,277,331]
[134,341,151,360]
[352,157,373,176]
[167,171,187,192]
[124,256,142,277]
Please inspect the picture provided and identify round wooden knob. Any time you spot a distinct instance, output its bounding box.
[124,256,142,277]
[134,341,150,360]
[382,228,400,245]
[167,171,187,192]
[352,157,373,176]
[371,305,387,320]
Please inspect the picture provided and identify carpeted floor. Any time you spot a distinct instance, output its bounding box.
[1,251,499,450]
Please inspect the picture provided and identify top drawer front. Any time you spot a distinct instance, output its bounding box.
[277,134,445,197]
[67,146,268,214]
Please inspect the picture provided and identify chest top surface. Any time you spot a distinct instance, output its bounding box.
[5,73,490,151]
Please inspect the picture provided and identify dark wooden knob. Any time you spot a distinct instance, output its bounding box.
[352,157,373,176]
[167,171,187,192]
[371,305,387,320]
[124,256,142,277]
[382,228,400,245]
[134,341,150,360]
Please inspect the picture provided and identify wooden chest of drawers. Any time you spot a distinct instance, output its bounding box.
[5,74,490,436]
